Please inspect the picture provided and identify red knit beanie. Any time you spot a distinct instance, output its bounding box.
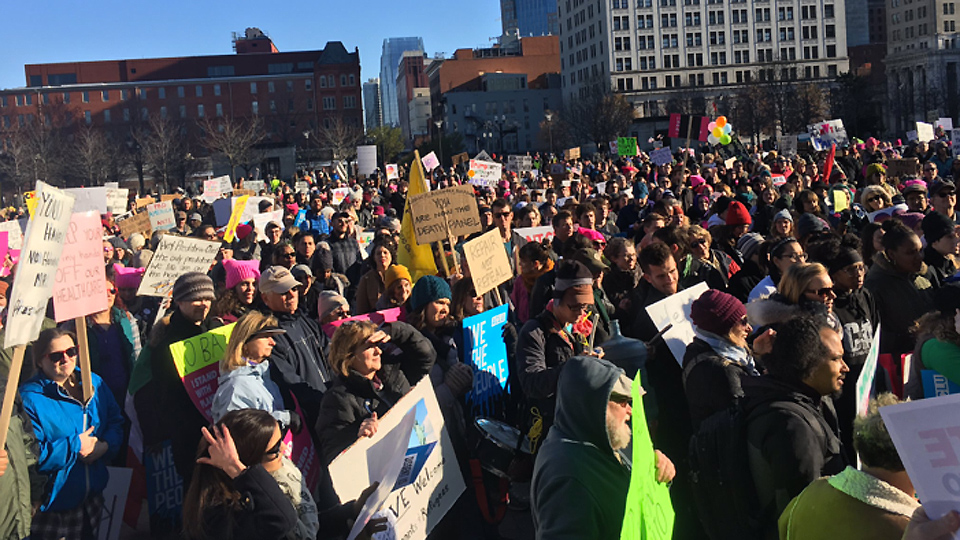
[690,289,747,337]
[725,201,752,226]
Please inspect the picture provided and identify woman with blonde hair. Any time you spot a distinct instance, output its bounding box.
[747,262,839,332]
[861,185,893,213]
[211,311,300,432]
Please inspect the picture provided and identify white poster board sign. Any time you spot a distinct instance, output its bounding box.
[649,147,674,166]
[0,220,25,251]
[881,393,960,521]
[386,164,400,180]
[779,135,799,157]
[421,151,440,172]
[105,188,129,215]
[514,226,555,244]
[6,182,76,348]
[252,210,284,238]
[98,467,133,540]
[137,236,221,297]
[467,160,502,187]
[643,282,709,365]
[507,155,533,173]
[358,145,378,177]
[65,187,108,215]
[202,175,232,203]
[330,377,465,540]
[917,121,936,143]
[855,324,882,417]
[936,118,954,132]
[807,119,849,146]
[147,201,176,232]
[243,180,264,192]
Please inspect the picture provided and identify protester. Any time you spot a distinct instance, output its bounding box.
[374,264,412,311]
[211,259,262,323]
[354,237,396,315]
[747,237,807,302]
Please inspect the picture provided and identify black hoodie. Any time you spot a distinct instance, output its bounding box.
[531,356,631,539]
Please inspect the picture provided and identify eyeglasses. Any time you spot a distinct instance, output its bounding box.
[48,347,78,362]
[106,288,117,295]
[780,252,808,262]
[566,302,592,313]
[691,238,708,247]
[494,212,512,219]
[867,195,883,203]
[843,263,866,276]
[280,252,296,259]
[806,287,836,298]
[610,395,632,407]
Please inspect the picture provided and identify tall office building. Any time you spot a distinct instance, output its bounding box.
[557,0,849,119]
[501,0,561,36]
[380,37,424,126]
[363,78,382,130]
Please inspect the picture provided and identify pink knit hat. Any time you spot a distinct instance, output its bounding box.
[224,259,261,289]
[576,227,606,244]
[113,264,145,289]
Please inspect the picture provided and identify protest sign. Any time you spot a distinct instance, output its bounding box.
[170,323,236,423]
[252,210,283,238]
[906,130,919,142]
[422,151,440,172]
[359,231,375,256]
[358,145,378,176]
[779,135,799,157]
[147,201,176,232]
[922,371,960,397]
[621,374,675,540]
[507,155,533,173]
[868,203,910,223]
[917,121,936,142]
[451,152,470,167]
[223,195,250,243]
[243,180,264,192]
[644,282,709,365]
[202,176,232,202]
[23,191,38,216]
[887,158,920,179]
[0,219,24,250]
[330,377,465,540]
[332,187,351,206]
[549,163,566,177]
[953,130,960,158]
[134,196,154,209]
[159,194,182,203]
[137,236,220,297]
[855,325,881,416]
[650,147,674,166]
[618,137,638,156]
[408,184,482,245]
[386,163,400,180]
[0,233,8,275]
[65,187,108,215]
[514,226,555,243]
[98,467,133,540]
[937,118,955,131]
[831,190,850,213]
[294,209,307,228]
[212,198,233,226]
[53,211,109,322]
[6,181,76,348]
[232,189,256,197]
[295,181,309,194]
[807,119,848,146]
[463,304,510,418]
[461,229,512,297]
[104,182,119,189]
[474,150,492,161]
[880,393,960,521]
[322,307,403,338]
[117,211,151,239]
[238,196,268,223]
[564,147,581,160]
[144,440,184,530]
[105,188,129,215]
[467,160,502,187]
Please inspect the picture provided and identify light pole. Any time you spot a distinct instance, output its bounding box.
[544,111,554,158]
[434,120,443,169]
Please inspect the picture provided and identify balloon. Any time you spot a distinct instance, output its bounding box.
[723,124,732,135]
[720,134,732,145]
[712,127,723,138]
[708,134,720,145]
[708,121,717,131]
[716,116,727,128]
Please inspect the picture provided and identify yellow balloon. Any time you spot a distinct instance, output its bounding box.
[716,116,727,128]
[712,127,723,138]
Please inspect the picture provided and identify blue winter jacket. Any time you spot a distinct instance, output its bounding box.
[211,360,291,424]
[19,368,124,512]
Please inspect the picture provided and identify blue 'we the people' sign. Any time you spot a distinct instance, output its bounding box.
[463,304,509,417]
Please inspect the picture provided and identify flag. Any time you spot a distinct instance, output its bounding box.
[397,151,438,283]
[823,144,836,183]
[334,160,348,181]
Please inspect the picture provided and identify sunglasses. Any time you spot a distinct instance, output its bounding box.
[107,287,117,295]
[806,287,836,297]
[494,212,512,218]
[610,395,632,407]
[691,238,708,247]
[867,195,883,203]
[48,347,78,362]
[280,252,296,258]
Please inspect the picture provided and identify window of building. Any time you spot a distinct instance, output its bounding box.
[305,79,313,91]
[252,101,259,115]
[207,66,235,77]
[197,104,205,118]
[828,64,838,77]
[160,106,167,119]
[827,44,837,56]
[123,108,130,122]
[328,75,335,87]
[268,63,293,74]
[802,5,817,18]
[82,91,89,103]
[63,93,70,104]
[251,82,258,94]
[25,94,32,106]
[268,81,275,93]
[340,75,347,86]
[103,110,111,123]
[824,4,834,17]
[158,87,166,99]
[195,85,202,97]
[84,111,91,125]
[323,96,336,110]
[286,80,294,92]
[177,86,185,98]
[121,89,129,100]
[1,116,8,128]
[179,105,186,118]
[344,95,357,109]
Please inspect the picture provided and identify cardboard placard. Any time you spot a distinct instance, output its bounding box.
[105,188,129,215]
[887,158,921,179]
[421,151,440,172]
[170,323,236,423]
[917,121,936,143]
[564,147,581,160]
[160,194,182,203]
[650,147,674,166]
[232,189,256,197]
[117,211,151,239]
[330,377,466,540]
[6,182,76,348]
[451,152,470,167]
[408,184,482,245]
[357,145,378,177]
[461,229,512,297]
[644,282,709,365]
[467,160,502,187]
[98,466,133,540]
[506,155,533,173]
[146,201,176,232]
[134,196,155,209]
[243,180,264,192]
[137,236,221,297]
[53,211,109,322]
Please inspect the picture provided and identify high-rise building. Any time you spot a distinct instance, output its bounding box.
[557,0,849,120]
[396,52,432,146]
[363,78,382,130]
[501,0,561,37]
[380,37,424,127]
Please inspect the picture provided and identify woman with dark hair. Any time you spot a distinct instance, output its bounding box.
[794,189,825,218]
[513,241,554,323]
[747,237,807,302]
[20,328,124,540]
[860,222,885,269]
[864,219,938,359]
[355,237,397,315]
[211,259,261,324]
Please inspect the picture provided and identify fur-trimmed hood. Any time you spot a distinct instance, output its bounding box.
[746,294,805,328]
[827,466,918,517]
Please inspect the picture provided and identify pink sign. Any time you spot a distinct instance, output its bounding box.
[53,211,109,322]
[322,307,403,338]
[283,397,321,492]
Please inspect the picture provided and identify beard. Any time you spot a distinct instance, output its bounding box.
[606,414,632,451]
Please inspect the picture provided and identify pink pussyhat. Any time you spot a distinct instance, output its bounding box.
[114,264,145,289]
[224,259,261,290]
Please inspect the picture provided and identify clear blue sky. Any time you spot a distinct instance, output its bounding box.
[1,0,504,90]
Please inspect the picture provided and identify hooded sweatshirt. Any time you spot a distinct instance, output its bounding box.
[531,356,631,539]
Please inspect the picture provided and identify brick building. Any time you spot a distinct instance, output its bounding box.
[0,28,361,185]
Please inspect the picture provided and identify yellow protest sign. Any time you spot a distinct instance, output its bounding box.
[223,195,250,243]
[169,323,235,378]
[832,190,849,213]
[24,191,37,217]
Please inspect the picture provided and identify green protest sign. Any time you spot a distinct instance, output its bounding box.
[618,137,638,157]
[620,374,674,539]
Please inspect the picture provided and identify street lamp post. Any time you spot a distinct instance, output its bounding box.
[434,120,443,169]
[544,111,554,158]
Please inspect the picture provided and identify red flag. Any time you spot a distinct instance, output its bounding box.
[668,114,681,138]
[823,144,836,183]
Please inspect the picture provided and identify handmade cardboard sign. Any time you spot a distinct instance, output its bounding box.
[53,211,109,322]
[137,236,220,297]
[408,184,482,244]
[644,282,709,365]
[461,229,512,297]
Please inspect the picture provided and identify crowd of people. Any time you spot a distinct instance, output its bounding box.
[1,135,960,540]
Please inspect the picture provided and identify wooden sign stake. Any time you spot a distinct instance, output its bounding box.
[0,345,26,448]
[74,316,94,403]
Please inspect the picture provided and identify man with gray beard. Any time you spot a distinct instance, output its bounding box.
[531,357,675,539]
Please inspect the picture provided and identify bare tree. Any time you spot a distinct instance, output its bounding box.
[312,115,364,162]
[135,114,193,192]
[74,126,110,186]
[562,78,635,148]
[201,115,266,181]
[791,83,831,133]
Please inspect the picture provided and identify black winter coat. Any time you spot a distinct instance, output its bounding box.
[727,259,765,304]
[267,311,332,422]
[516,310,581,426]
[193,465,298,540]
[327,234,363,285]
[682,337,755,429]
[863,254,937,356]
